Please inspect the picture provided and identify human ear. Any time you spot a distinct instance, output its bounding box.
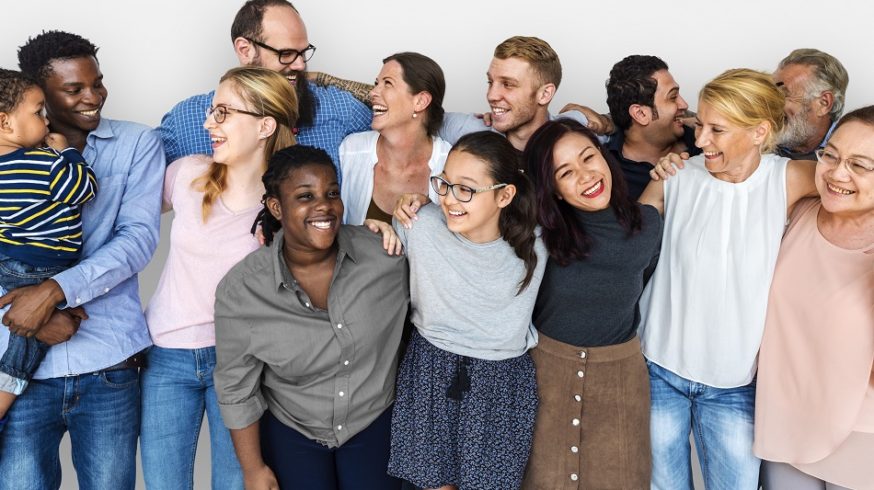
[234,37,256,65]
[496,184,517,209]
[537,83,556,106]
[259,117,278,140]
[629,104,652,126]
[752,121,770,147]
[413,91,432,113]
[0,113,11,133]
[266,196,282,221]
[816,91,835,118]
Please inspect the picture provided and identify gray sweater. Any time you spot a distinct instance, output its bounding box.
[395,204,547,360]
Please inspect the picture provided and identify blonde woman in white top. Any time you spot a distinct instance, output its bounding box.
[339,52,451,225]
[639,69,817,490]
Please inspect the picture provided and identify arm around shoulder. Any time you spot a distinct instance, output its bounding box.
[638,179,665,216]
[785,159,818,212]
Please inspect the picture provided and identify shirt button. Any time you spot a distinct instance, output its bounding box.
[572,418,580,426]
[75,297,82,304]
[337,425,342,430]
[574,394,582,402]
[103,288,109,293]
[571,445,579,453]
[336,323,343,329]
[580,351,586,359]
[305,302,310,308]
[570,473,579,481]
[344,360,350,366]
[339,391,345,397]
[577,370,584,378]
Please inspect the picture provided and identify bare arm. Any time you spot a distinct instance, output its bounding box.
[785,159,817,214]
[230,423,279,490]
[308,71,373,107]
[638,180,665,216]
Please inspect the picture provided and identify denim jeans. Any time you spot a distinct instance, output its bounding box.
[647,359,760,490]
[140,345,243,490]
[0,368,140,489]
[0,254,66,395]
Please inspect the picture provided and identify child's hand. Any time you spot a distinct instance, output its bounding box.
[364,219,403,256]
[44,133,69,152]
[35,309,81,345]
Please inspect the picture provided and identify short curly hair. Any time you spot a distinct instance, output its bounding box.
[17,30,99,85]
[0,69,39,114]
[606,55,669,131]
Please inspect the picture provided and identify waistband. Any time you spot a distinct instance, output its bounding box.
[535,334,641,363]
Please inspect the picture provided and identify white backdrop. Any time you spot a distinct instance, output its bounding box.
[2,1,872,488]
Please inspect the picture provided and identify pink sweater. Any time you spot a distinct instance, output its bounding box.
[754,198,874,486]
[145,156,261,348]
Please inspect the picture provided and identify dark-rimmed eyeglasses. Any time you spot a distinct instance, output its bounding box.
[815,148,874,177]
[247,38,316,65]
[205,105,265,124]
[430,176,508,203]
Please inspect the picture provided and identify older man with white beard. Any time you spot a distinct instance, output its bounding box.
[773,48,849,161]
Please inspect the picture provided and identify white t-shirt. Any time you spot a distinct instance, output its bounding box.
[338,130,451,225]
[639,153,788,388]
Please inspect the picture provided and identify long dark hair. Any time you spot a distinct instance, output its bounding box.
[452,131,538,293]
[524,119,642,266]
[252,144,337,246]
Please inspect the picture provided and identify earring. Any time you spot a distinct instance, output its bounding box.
[412,112,418,119]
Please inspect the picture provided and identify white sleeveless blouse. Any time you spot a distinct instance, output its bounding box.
[639,153,788,388]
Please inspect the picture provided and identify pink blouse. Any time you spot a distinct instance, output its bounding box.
[754,198,874,486]
[145,156,261,348]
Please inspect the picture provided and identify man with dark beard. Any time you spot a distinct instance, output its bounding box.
[774,49,849,161]
[158,0,371,177]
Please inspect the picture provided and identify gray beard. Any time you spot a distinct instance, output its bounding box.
[777,110,816,150]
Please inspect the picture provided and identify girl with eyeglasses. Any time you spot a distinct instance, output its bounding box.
[378,131,547,490]
[140,66,297,490]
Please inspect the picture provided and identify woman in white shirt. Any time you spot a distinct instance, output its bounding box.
[339,52,451,225]
[638,68,817,490]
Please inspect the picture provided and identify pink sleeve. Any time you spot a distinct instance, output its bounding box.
[162,155,211,212]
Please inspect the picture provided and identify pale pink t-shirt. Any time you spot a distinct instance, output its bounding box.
[754,198,874,488]
[145,156,261,348]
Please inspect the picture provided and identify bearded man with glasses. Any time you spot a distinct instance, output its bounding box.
[158,0,372,180]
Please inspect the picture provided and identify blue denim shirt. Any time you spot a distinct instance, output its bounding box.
[0,118,164,378]
[157,81,372,179]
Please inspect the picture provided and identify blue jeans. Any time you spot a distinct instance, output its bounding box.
[0,254,66,395]
[140,345,243,490]
[0,368,140,489]
[647,359,760,490]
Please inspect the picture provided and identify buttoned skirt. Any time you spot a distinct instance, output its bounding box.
[522,334,651,489]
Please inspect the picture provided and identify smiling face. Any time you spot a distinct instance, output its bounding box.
[369,60,418,132]
[268,163,343,254]
[695,100,767,182]
[551,132,612,212]
[648,69,689,143]
[41,56,107,135]
[438,150,511,243]
[815,121,874,219]
[203,80,267,166]
[774,63,823,150]
[486,56,544,135]
[2,86,50,148]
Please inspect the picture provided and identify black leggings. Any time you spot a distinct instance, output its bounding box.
[260,408,401,490]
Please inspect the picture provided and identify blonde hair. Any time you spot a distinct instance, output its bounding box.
[699,68,785,153]
[493,36,562,88]
[196,66,298,221]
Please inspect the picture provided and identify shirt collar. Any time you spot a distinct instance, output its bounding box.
[88,117,115,141]
[270,227,358,290]
[819,120,837,149]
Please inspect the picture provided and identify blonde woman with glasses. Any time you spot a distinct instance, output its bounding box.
[140,66,297,490]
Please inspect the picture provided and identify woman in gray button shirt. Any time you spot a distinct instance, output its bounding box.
[213,145,409,490]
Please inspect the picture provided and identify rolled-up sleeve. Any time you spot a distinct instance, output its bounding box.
[213,278,267,429]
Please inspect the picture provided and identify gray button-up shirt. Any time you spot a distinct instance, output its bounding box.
[214,226,409,447]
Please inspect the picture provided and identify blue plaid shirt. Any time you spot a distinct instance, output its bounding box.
[157,81,372,182]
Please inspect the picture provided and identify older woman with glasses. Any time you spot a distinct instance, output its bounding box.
[140,66,297,490]
[339,52,451,225]
[754,106,874,490]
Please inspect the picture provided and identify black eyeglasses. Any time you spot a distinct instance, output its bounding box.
[247,38,316,65]
[430,176,507,203]
[205,105,265,124]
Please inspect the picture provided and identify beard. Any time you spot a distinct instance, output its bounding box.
[777,106,816,150]
[294,72,316,127]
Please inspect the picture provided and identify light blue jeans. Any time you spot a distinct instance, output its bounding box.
[647,359,760,490]
[0,368,140,490]
[140,346,243,490]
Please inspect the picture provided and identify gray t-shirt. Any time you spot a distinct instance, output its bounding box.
[395,204,547,360]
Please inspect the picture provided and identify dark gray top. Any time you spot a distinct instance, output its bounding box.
[213,226,409,447]
[533,205,661,347]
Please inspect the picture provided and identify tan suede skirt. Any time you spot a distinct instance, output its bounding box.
[522,334,651,490]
